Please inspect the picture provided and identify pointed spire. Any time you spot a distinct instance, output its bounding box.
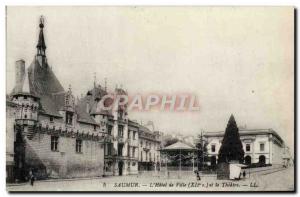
[37,15,46,57]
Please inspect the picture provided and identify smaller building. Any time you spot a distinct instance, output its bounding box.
[138,125,162,171]
[204,129,288,167]
[127,120,139,175]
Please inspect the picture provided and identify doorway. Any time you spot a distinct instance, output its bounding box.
[118,161,123,176]
[259,155,266,165]
[14,128,26,182]
[245,156,252,165]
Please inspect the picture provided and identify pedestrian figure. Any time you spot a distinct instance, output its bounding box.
[243,171,246,179]
[196,170,201,181]
[29,169,35,186]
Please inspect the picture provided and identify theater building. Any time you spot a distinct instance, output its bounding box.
[204,129,288,166]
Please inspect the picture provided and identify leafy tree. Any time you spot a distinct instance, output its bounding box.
[218,114,244,163]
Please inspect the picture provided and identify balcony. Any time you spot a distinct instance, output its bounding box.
[143,146,150,151]
[117,115,127,124]
[128,139,139,147]
[104,135,113,143]
[117,136,125,144]
[15,119,36,126]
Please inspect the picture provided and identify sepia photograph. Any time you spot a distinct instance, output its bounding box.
[5,6,295,192]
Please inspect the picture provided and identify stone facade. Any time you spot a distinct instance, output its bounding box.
[6,17,164,182]
[6,17,108,182]
[138,126,162,171]
[204,129,288,166]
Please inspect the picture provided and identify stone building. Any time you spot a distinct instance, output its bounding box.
[138,125,162,171]
[204,129,289,167]
[6,17,108,182]
[76,84,135,176]
[6,16,164,182]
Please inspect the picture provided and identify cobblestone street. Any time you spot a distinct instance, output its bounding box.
[7,166,294,192]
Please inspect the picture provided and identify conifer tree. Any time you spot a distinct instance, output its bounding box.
[218,114,244,163]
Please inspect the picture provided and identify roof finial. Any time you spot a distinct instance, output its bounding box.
[37,15,46,57]
[68,84,72,92]
[39,15,44,28]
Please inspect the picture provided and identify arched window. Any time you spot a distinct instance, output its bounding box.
[245,155,252,165]
[259,155,266,164]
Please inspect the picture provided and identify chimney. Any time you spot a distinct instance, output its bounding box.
[15,59,25,87]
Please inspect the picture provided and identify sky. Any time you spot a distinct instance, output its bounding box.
[6,6,294,150]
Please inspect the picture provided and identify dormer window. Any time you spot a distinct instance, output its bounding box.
[107,125,112,135]
[24,96,27,100]
[76,139,82,153]
[94,125,97,131]
[133,131,136,140]
[211,144,216,152]
[118,125,124,137]
[50,116,54,123]
[66,111,73,125]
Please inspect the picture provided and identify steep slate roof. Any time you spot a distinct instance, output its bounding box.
[10,58,65,117]
[80,85,113,116]
[27,59,64,96]
[9,18,101,125]
[30,59,65,117]
[75,103,97,125]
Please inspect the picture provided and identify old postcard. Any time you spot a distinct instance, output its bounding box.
[5,6,294,192]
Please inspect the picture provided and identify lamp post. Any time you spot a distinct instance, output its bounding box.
[192,152,195,172]
[166,153,169,178]
[179,148,182,179]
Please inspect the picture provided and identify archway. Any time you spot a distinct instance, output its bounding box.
[245,155,251,165]
[118,161,123,176]
[259,155,266,165]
